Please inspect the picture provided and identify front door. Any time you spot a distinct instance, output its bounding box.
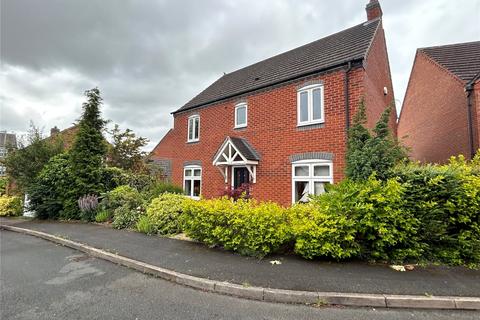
[233,167,250,189]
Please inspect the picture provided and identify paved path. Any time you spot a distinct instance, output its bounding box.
[2,230,478,320]
[2,218,480,297]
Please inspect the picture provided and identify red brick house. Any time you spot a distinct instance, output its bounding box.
[151,0,397,206]
[398,41,480,163]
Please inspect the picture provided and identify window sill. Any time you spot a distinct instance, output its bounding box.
[186,140,200,144]
[234,125,247,130]
[296,122,325,131]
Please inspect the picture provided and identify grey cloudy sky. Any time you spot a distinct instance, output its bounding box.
[1,0,479,150]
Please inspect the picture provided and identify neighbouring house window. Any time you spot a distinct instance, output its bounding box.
[234,103,247,128]
[297,84,324,126]
[184,166,201,199]
[187,115,200,142]
[292,160,333,203]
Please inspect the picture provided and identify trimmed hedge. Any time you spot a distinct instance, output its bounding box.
[181,197,292,257]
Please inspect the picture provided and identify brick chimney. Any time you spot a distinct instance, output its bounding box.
[366,0,383,21]
[50,126,60,136]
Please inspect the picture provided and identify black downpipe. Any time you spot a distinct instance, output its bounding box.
[344,61,353,136]
[466,84,475,159]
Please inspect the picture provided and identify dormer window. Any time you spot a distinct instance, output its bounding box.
[234,103,247,128]
[297,84,324,126]
[187,115,200,142]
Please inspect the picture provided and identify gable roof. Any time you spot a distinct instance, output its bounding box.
[213,136,261,164]
[229,137,261,161]
[175,19,381,114]
[419,41,480,82]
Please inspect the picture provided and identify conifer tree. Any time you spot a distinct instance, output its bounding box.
[346,100,406,181]
[65,88,108,217]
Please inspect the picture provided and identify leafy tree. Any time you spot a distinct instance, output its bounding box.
[3,122,63,192]
[108,124,148,172]
[28,153,73,219]
[346,99,407,181]
[64,88,108,217]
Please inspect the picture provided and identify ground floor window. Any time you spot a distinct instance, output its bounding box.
[184,165,201,199]
[292,160,333,203]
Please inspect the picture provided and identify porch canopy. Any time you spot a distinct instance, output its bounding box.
[212,136,260,183]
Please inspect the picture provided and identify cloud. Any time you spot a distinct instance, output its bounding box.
[1,0,479,150]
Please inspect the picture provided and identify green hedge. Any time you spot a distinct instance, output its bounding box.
[0,195,23,217]
[137,193,190,235]
[292,177,422,262]
[392,156,480,266]
[181,198,292,257]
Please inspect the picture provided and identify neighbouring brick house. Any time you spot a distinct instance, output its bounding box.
[398,41,480,163]
[151,0,397,206]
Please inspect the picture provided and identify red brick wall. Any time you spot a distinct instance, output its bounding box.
[363,22,397,133]
[152,68,365,206]
[397,52,470,163]
[152,25,394,206]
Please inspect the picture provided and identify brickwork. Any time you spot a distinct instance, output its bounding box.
[398,52,471,163]
[152,11,395,206]
[363,22,398,133]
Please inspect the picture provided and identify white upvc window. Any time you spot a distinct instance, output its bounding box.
[187,115,200,142]
[297,84,324,126]
[183,165,202,199]
[234,103,247,128]
[292,160,333,203]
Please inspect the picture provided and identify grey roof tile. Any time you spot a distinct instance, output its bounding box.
[175,19,381,113]
[229,137,260,161]
[420,41,480,82]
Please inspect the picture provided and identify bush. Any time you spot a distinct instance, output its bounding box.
[99,185,143,216]
[112,204,145,229]
[98,185,145,229]
[28,153,75,219]
[142,182,183,202]
[0,195,23,217]
[292,176,422,262]
[182,198,292,257]
[0,177,8,195]
[95,210,111,223]
[393,156,480,266]
[141,193,189,235]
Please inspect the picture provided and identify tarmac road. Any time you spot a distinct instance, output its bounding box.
[1,230,478,320]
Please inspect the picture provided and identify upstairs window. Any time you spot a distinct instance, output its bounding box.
[234,103,247,128]
[297,84,324,126]
[292,160,333,203]
[184,166,202,199]
[187,115,200,142]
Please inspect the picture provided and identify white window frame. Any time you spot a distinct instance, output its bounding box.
[291,159,333,203]
[183,165,202,200]
[187,115,200,142]
[297,84,325,126]
[234,103,248,128]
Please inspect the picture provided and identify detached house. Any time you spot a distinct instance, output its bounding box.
[151,0,397,206]
[398,41,480,163]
